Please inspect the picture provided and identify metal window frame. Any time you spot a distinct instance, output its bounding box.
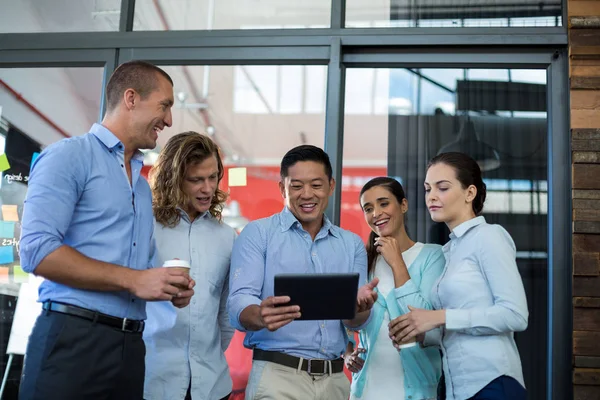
[0,1,571,399]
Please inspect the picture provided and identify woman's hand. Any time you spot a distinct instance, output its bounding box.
[388,306,445,348]
[344,347,366,373]
[374,237,406,271]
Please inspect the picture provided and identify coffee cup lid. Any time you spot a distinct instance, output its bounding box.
[163,259,191,269]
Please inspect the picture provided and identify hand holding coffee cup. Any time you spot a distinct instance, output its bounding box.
[163,259,191,290]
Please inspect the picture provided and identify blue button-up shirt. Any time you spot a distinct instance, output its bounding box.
[227,207,368,360]
[20,123,155,320]
[144,211,236,400]
[425,216,528,400]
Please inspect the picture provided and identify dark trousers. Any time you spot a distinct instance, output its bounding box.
[19,310,145,400]
[468,375,527,400]
[185,382,230,400]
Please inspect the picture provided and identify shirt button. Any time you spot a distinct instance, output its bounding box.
[312,253,317,257]
[133,242,136,246]
[131,299,135,303]
[321,323,325,328]
[121,164,124,168]
[321,348,325,352]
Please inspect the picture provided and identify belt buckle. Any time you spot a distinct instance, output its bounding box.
[306,359,327,376]
[121,317,128,331]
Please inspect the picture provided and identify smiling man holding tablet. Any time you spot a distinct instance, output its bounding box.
[228,145,378,400]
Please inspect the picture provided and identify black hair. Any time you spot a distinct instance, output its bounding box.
[280,145,333,180]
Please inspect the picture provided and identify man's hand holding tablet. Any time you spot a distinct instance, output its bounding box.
[239,295,301,332]
[259,296,302,331]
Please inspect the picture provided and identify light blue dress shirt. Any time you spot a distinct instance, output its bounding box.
[425,216,528,400]
[227,207,368,360]
[20,123,154,320]
[144,211,236,400]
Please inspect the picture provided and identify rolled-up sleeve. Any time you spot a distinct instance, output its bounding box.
[20,140,83,273]
[445,225,529,335]
[227,222,265,331]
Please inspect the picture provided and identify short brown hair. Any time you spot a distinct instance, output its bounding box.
[105,60,173,112]
[150,132,228,227]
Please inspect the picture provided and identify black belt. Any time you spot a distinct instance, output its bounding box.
[253,349,344,375]
[42,301,144,333]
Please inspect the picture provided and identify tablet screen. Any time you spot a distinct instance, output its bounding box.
[274,273,359,320]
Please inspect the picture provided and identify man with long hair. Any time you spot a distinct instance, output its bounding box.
[144,132,235,400]
[19,61,194,399]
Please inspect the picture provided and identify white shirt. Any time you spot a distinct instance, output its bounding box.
[351,243,425,400]
[425,216,528,400]
[143,211,237,400]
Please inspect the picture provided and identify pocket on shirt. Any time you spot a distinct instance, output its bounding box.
[204,254,230,290]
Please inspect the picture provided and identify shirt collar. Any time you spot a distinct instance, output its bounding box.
[90,123,144,162]
[177,207,210,224]
[450,215,486,240]
[279,206,339,238]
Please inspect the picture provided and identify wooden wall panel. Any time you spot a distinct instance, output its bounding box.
[570,1,600,397]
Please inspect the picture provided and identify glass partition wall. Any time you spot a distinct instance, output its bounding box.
[0,1,570,399]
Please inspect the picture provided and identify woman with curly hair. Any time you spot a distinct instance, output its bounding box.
[144,132,236,400]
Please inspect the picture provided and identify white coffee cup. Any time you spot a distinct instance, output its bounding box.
[398,341,418,349]
[163,259,191,288]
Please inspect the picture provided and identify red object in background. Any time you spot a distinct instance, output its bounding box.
[224,331,252,399]
[141,164,386,398]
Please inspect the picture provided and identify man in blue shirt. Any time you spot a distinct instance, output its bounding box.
[228,145,378,400]
[18,61,195,400]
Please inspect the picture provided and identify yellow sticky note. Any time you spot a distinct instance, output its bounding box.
[2,205,18,222]
[228,167,247,187]
[0,154,10,172]
[13,265,29,283]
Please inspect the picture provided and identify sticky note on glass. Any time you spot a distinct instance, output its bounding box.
[0,266,8,284]
[0,246,13,264]
[0,154,10,172]
[30,152,40,171]
[0,221,14,238]
[228,167,247,187]
[13,264,28,283]
[2,205,18,222]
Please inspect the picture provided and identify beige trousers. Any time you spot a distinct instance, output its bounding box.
[245,360,350,400]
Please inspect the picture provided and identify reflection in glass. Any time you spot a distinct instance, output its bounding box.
[0,67,104,285]
[134,0,332,31]
[346,0,562,28]
[341,67,547,400]
[0,0,121,33]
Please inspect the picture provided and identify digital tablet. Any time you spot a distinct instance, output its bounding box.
[274,273,359,320]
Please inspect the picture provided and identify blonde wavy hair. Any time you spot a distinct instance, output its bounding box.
[150,131,228,227]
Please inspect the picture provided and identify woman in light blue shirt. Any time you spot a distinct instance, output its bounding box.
[344,177,444,400]
[389,152,528,400]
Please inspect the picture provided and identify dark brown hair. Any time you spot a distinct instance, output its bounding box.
[359,177,407,276]
[105,60,173,112]
[150,132,227,227]
[427,152,487,215]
